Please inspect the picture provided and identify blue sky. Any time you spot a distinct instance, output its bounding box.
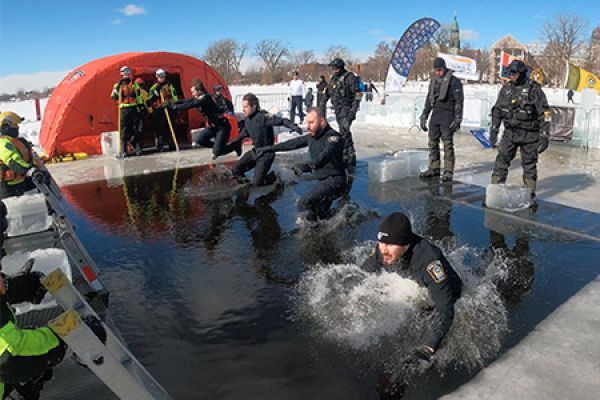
[1,0,599,77]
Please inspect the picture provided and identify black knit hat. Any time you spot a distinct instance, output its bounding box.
[433,57,446,69]
[377,212,416,245]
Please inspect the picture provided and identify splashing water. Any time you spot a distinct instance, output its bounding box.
[295,241,512,378]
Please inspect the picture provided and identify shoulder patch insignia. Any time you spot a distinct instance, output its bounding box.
[327,136,339,143]
[426,260,447,283]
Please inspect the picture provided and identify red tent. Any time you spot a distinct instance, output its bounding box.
[40,51,236,156]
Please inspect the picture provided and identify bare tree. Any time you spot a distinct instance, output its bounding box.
[323,45,351,64]
[585,26,600,76]
[291,50,316,67]
[362,40,396,81]
[477,48,490,83]
[203,39,248,84]
[539,14,588,86]
[255,39,290,83]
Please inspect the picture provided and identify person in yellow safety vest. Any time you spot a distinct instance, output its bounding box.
[0,204,66,399]
[0,112,38,200]
[147,68,179,152]
[134,77,152,156]
[111,66,144,158]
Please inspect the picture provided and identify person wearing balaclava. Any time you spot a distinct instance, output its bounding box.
[361,212,462,363]
[489,59,550,207]
[420,57,464,182]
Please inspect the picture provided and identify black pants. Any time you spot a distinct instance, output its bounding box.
[290,96,304,123]
[119,107,141,154]
[427,112,455,173]
[298,175,347,221]
[365,92,373,102]
[1,341,66,399]
[0,180,36,201]
[231,150,276,186]
[335,113,356,168]
[491,128,539,188]
[154,108,176,150]
[191,121,235,158]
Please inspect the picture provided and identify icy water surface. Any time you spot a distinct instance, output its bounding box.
[60,159,600,399]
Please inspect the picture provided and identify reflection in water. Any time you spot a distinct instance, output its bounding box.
[59,164,600,400]
[489,231,535,308]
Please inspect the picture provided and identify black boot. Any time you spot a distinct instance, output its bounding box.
[442,171,453,182]
[420,168,440,179]
[235,140,243,156]
[134,143,142,157]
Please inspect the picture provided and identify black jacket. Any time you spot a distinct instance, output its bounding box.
[213,94,234,114]
[270,125,346,180]
[491,79,549,138]
[422,70,464,122]
[323,70,361,116]
[172,94,227,126]
[361,236,462,350]
[234,110,298,148]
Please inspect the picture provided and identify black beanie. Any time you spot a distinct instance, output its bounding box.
[433,57,446,69]
[377,212,416,246]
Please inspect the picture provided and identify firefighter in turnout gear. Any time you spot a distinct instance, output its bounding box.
[321,59,361,170]
[0,112,38,200]
[420,57,464,182]
[111,66,144,157]
[489,59,550,206]
[148,69,179,152]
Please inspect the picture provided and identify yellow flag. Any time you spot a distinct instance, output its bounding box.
[565,63,600,93]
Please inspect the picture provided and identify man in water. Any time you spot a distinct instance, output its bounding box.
[361,212,462,365]
[256,107,347,223]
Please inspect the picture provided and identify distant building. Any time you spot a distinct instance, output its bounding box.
[488,35,532,83]
[449,16,461,55]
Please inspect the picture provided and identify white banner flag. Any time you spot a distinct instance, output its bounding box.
[438,52,478,81]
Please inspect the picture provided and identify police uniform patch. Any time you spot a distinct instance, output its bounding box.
[426,260,447,283]
[328,136,339,143]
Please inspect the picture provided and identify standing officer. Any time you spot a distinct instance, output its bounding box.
[316,75,328,116]
[489,60,550,206]
[148,69,179,152]
[230,93,301,186]
[111,66,144,158]
[361,212,462,361]
[420,57,464,182]
[321,59,361,170]
[257,107,347,223]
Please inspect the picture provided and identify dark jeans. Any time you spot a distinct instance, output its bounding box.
[191,121,235,157]
[290,96,304,123]
[298,175,347,221]
[231,150,276,186]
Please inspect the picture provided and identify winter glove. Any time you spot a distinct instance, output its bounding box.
[292,163,312,175]
[293,126,303,134]
[27,167,50,185]
[449,119,461,133]
[5,271,47,304]
[255,146,274,159]
[420,115,428,132]
[538,134,549,154]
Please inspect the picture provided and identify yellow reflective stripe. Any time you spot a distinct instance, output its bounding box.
[0,137,31,170]
[0,321,60,357]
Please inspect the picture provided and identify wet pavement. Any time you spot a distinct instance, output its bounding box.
[55,155,600,399]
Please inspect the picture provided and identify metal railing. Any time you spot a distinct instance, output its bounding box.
[234,93,290,113]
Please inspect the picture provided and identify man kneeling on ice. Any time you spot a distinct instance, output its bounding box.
[256,107,347,223]
[361,212,462,361]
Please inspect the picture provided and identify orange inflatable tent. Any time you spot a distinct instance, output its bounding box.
[40,51,236,156]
